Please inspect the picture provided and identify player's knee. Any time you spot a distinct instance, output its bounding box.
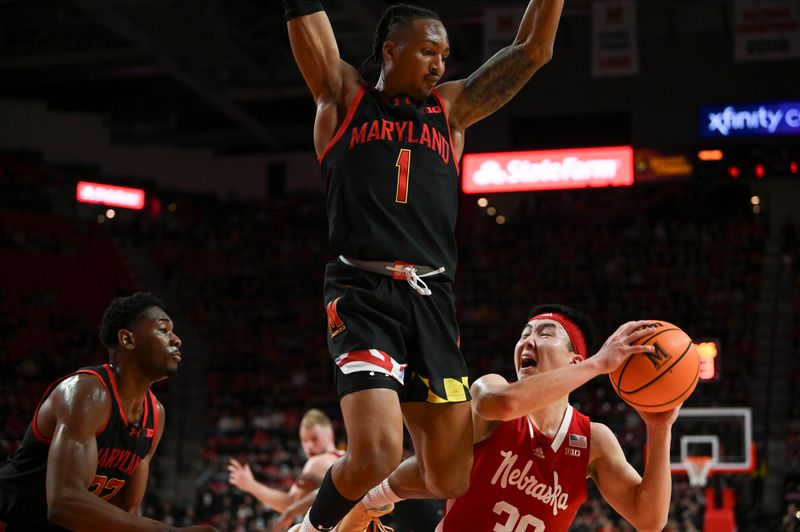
[342,441,402,488]
[423,467,471,499]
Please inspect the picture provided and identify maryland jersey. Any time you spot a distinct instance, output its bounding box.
[0,363,159,530]
[438,406,591,532]
[320,84,460,282]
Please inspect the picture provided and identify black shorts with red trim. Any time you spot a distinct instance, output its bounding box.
[324,258,470,403]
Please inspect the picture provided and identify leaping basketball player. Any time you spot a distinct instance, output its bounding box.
[347,305,680,532]
[282,1,566,529]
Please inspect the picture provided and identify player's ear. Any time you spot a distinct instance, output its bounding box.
[570,353,584,365]
[118,329,135,350]
[382,40,397,63]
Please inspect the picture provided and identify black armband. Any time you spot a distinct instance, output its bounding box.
[283,0,325,21]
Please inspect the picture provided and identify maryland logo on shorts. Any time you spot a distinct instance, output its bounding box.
[326,297,346,338]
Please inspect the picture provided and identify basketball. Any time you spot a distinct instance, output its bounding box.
[609,321,700,413]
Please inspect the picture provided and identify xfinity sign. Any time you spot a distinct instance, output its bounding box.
[701,101,800,139]
[462,146,634,194]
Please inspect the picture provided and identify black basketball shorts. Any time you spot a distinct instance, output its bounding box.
[324,258,470,403]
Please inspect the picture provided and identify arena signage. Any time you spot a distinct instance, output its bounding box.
[461,146,634,193]
[700,101,800,138]
[76,181,146,210]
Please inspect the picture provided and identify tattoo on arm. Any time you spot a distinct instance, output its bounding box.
[455,45,536,128]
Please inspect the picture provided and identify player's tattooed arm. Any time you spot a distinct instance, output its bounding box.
[449,46,537,128]
[440,0,564,130]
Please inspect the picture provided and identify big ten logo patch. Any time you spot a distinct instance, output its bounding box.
[326,297,346,338]
[565,447,581,457]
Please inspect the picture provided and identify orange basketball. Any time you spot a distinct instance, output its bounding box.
[609,321,700,413]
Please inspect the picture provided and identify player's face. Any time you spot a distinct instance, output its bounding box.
[385,19,449,100]
[514,319,578,379]
[131,307,182,379]
[299,424,333,458]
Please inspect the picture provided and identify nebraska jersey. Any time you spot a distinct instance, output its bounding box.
[320,84,460,282]
[438,406,591,532]
[0,364,158,530]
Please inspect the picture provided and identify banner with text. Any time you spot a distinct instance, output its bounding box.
[734,0,800,62]
[76,181,146,210]
[592,0,639,76]
[462,146,634,193]
[699,101,800,138]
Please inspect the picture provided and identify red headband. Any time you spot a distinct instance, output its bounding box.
[528,312,588,358]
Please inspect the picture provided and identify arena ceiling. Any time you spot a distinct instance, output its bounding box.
[0,0,735,154]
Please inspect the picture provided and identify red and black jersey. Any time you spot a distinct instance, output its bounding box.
[437,406,591,532]
[0,363,159,530]
[320,84,460,282]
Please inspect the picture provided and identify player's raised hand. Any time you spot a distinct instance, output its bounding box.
[592,320,656,374]
[227,458,256,491]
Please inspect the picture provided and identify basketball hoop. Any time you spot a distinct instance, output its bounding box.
[684,455,713,487]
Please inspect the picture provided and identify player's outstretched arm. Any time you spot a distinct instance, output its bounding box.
[228,458,295,512]
[283,1,363,155]
[438,0,565,132]
[45,375,215,531]
[472,321,655,425]
[587,409,679,532]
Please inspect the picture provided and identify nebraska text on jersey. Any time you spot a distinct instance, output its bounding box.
[350,119,451,164]
[491,450,570,516]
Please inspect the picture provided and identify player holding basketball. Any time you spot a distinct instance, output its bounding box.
[348,305,679,532]
[283,0,565,529]
[0,292,216,531]
[228,409,342,518]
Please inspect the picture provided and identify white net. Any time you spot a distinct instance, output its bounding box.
[684,456,713,487]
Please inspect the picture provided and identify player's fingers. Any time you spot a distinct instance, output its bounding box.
[229,458,242,467]
[624,320,652,334]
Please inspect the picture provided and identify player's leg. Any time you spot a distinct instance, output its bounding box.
[400,400,473,499]
[399,279,473,499]
[332,388,404,499]
[305,261,409,530]
[337,403,472,532]
[303,388,404,531]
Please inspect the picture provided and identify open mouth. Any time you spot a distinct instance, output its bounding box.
[520,354,538,369]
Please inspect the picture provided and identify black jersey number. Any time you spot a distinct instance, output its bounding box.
[395,149,411,204]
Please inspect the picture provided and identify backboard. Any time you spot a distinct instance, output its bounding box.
[669,407,755,478]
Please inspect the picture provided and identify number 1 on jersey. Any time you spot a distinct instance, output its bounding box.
[395,148,411,204]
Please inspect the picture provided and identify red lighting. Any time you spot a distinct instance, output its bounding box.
[728,166,740,179]
[462,146,634,194]
[76,181,146,210]
[755,163,765,179]
[791,161,798,174]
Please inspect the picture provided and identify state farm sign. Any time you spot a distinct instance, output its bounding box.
[461,146,634,193]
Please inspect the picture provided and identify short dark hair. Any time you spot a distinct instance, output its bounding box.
[528,304,595,356]
[364,3,441,65]
[99,292,165,349]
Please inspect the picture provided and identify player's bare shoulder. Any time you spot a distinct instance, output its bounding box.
[38,373,111,438]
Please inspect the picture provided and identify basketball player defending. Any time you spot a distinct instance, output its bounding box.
[0,292,216,531]
[283,1,565,529]
[348,305,679,531]
[228,409,342,516]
